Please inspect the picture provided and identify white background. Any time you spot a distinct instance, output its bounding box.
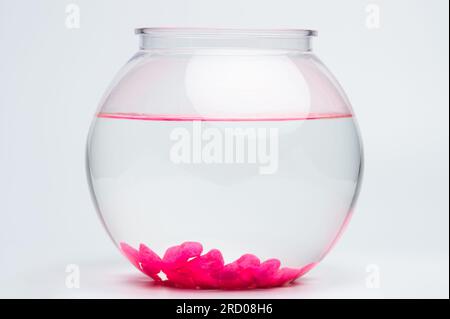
[0,0,448,298]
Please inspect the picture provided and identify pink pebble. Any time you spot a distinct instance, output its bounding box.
[255,259,281,287]
[161,242,203,288]
[162,241,203,265]
[236,254,261,288]
[236,254,260,268]
[163,267,197,289]
[219,261,244,289]
[139,244,162,281]
[187,249,224,289]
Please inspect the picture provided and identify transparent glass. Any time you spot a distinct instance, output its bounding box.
[86,28,363,289]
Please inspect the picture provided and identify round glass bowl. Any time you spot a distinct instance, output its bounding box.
[86,28,363,289]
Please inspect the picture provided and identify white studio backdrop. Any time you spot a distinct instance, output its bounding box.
[0,0,448,298]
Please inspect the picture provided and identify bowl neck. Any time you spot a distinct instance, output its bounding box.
[135,28,317,52]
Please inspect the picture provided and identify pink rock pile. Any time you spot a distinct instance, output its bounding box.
[120,241,315,289]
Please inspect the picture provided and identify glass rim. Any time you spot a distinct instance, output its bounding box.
[135,27,318,38]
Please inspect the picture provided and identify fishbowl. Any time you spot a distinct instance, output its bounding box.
[86,28,363,289]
